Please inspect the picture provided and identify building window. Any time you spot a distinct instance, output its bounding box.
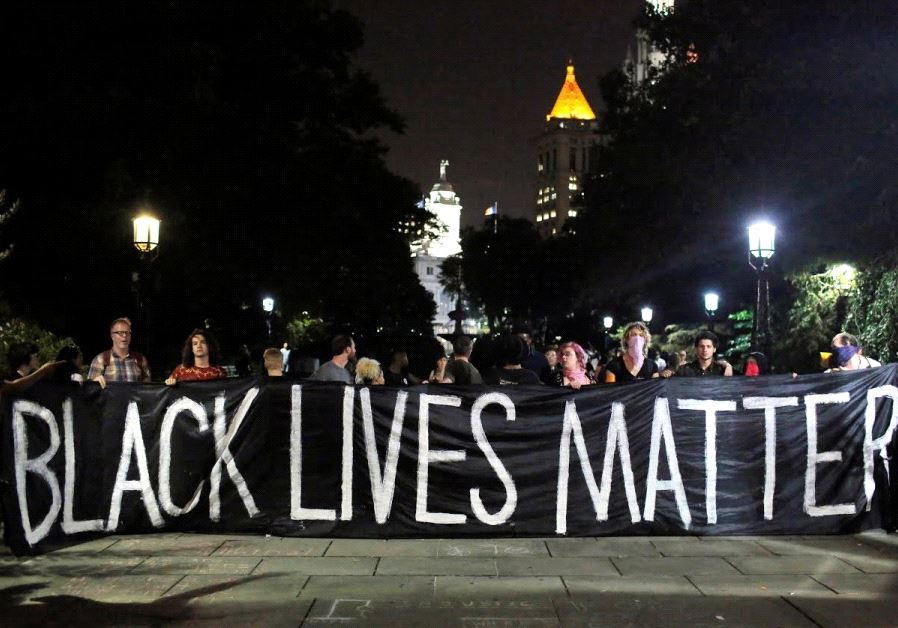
[550,210,557,218]
[568,209,578,218]
[426,267,434,276]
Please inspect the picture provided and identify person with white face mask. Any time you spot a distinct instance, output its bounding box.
[603,322,659,383]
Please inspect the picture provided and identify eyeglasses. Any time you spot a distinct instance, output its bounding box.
[111,331,132,337]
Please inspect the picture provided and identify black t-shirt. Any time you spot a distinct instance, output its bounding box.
[446,359,483,385]
[485,366,541,386]
[384,370,411,386]
[676,360,727,377]
[604,357,658,382]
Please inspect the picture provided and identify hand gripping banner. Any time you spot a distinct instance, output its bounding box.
[2,367,897,554]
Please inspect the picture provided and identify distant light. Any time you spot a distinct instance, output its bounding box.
[603,316,613,330]
[641,307,653,323]
[830,263,856,292]
[262,297,275,313]
[133,214,160,253]
[748,222,776,259]
[704,292,719,314]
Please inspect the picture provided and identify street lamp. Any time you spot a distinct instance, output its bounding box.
[704,292,719,319]
[262,296,275,342]
[641,306,653,325]
[132,214,161,258]
[132,214,161,355]
[603,316,613,331]
[602,316,613,351]
[748,221,776,357]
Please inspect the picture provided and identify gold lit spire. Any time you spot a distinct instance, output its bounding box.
[547,63,596,121]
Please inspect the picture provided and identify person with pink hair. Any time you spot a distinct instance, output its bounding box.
[552,341,595,389]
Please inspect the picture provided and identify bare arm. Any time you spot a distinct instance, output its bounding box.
[1,361,64,396]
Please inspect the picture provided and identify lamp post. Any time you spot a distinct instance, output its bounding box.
[262,296,275,342]
[748,221,775,357]
[640,306,653,327]
[132,214,161,355]
[602,315,613,351]
[704,292,719,322]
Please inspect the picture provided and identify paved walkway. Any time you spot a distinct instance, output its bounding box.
[1,532,896,626]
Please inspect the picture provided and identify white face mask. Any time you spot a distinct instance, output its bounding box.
[627,335,646,363]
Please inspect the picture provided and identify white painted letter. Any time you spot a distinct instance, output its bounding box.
[864,385,898,511]
[62,398,104,534]
[340,386,355,521]
[804,392,855,516]
[597,402,641,524]
[210,388,261,521]
[742,396,799,520]
[12,400,62,545]
[677,399,737,525]
[644,398,691,528]
[290,385,336,520]
[470,393,517,525]
[556,400,603,534]
[107,402,164,531]
[415,394,466,524]
[360,388,408,524]
[158,397,210,517]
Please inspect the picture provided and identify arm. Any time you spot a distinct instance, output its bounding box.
[87,353,107,389]
[1,361,64,396]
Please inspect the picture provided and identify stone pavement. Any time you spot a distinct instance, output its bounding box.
[1,532,896,626]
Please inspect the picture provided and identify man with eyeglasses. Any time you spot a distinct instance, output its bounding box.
[88,317,152,388]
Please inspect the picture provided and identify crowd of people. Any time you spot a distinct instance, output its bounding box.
[1,316,886,395]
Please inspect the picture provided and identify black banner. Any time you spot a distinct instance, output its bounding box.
[3,367,898,554]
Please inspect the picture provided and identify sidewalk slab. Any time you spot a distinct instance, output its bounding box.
[727,555,861,575]
[546,538,659,557]
[436,539,549,557]
[325,539,440,557]
[51,537,119,554]
[757,537,873,556]
[788,596,898,628]
[375,557,497,576]
[563,575,700,596]
[14,555,145,577]
[211,537,330,557]
[689,574,835,597]
[652,539,771,557]
[611,556,741,576]
[811,573,898,597]
[164,573,309,601]
[434,576,567,599]
[553,596,816,627]
[40,575,183,603]
[130,556,261,576]
[299,575,435,598]
[497,557,618,577]
[834,551,898,573]
[253,556,377,576]
[103,535,227,557]
[304,598,560,627]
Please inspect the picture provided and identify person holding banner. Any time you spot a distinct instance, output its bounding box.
[88,317,151,388]
[603,322,659,383]
[676,330,733,377]
[552,341,595,389]
[826,332,881,372]
[165,329,228,384]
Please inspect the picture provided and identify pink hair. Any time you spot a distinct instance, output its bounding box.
[559,341,588,372]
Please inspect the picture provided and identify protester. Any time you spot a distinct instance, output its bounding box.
[484,335,541,385]
[446,335,483,385]
[384,350,419,386]
[604,322,659,382]
[5,342,39,381]
[165,329,228,384]
[355,357,385,385]
[676,330,733,377]
[427,355,453,383]
[88,317,151,388]
[744,352,769,376]
[826,332,881,371]
[280,342,291,373]
[263,347,284,378]
[1,360,64,396]
[659,351,680,379]
[544,344,559,372]
[235,343,252,377]
[514,324,552,383]
[53,345,85,383]
[553,341,595,389]
[309,334,356,383]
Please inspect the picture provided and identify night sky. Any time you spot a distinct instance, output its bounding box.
[334,0,643,226]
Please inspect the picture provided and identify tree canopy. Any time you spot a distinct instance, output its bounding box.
[0,0,435,357]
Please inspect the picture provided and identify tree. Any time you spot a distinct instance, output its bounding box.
[0,1,435,356]
[0,190,19,263]
[575,0,898,325]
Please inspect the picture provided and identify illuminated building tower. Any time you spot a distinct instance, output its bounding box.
[413,160,462,332]
[629,0,675,85]
[534,63,600,237]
